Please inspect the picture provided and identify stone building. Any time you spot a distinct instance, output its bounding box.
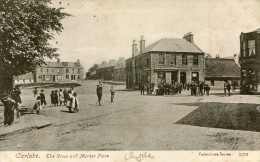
[239,28,260,93]
[35,59,84,83]
[125,33,205,89]
[14,59,84,84]
[96,57,126,82]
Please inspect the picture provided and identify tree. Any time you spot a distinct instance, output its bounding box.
[0,0,70,95]
[85,64,98,79]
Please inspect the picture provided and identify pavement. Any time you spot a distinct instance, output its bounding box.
[0,112,51,139]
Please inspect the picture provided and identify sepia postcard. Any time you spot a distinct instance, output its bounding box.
[0,0,260,162]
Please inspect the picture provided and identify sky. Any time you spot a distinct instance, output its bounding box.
[49,0,260,70]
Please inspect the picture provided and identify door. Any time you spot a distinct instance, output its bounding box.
[180,72,186,84]
[53,75,56,81]
[171,71,178,84]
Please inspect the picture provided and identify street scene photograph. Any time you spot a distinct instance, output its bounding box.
[0,0,260,159]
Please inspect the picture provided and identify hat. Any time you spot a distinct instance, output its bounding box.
[41,89,44,92]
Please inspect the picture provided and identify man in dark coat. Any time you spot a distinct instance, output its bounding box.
[96,81,103,106]
[40,89,47,107]
[226,81,231,96]
[1,96,15,126]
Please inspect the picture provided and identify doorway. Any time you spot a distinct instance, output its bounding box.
[171,71,178,84]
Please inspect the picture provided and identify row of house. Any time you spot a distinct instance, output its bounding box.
[95,57,126,82]
[14,59,85,84]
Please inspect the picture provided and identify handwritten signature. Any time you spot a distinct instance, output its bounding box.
[124,152,154,162]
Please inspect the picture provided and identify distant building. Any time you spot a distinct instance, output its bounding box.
[239,28,260,93]
[205,55,240,87]
[125,33,205,89]
[14,59,84,84]
[14,73,34,84]
[96,57,126,82]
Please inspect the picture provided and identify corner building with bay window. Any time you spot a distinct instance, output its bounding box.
[239,28,260,93]
[125,33,205,89]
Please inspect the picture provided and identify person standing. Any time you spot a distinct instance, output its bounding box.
[96,81,103,106]
[71,92,79,113]
[50,91,55,106]
[1,95,16,126]
[110,86,115,102]
[39,89,47,107]
[204,84,210,96]
[140,81,145,95]
[63,89,68,106]
[59,89,64,106]
[226,81,231,96]
[11,86,22,118]
[33,96,42,114]
[66,90,73,112]
[33,87,38,97]
[224,81,227,96]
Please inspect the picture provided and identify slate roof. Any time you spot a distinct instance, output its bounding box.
[253,28,260,32]
[40,61,83,68]
[143,38,203,54]
[41,62,64,68]
[62,62,83,68]
[205,58,241,79]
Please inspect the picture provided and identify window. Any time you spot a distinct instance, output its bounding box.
[57,69,60,73]
[78,69,81,73]
[159,53,165,65]
[248,40,255,56]
[66,68,69,73]
[52,69,54,73]
[169,54,176,65]
[193,54,198,65]
[182,54,187,65]
[242,42,246,57]
[72,69,75,73]
[40,68,43,72]
[66,75,69,79]
[146,55,150,66]
[78,75,81,80]
[47,68,49,73]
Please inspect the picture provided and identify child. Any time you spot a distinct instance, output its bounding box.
[71,92,79,113]
[33,96,42,114]
[54,90,59,106]
[110,86,115,102]
[1,95,16,126]
[40,89,46,107]
[50,91,55,106]
[66,90,73,112]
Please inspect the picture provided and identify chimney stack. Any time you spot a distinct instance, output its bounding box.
[57,58,60,63]
[139,35,145,54]
[183,32,194,43]
[132,40,138,57]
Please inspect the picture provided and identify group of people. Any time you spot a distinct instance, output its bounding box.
[33,87,79,113]
[141,81,211,96]
[189,81,210,96]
